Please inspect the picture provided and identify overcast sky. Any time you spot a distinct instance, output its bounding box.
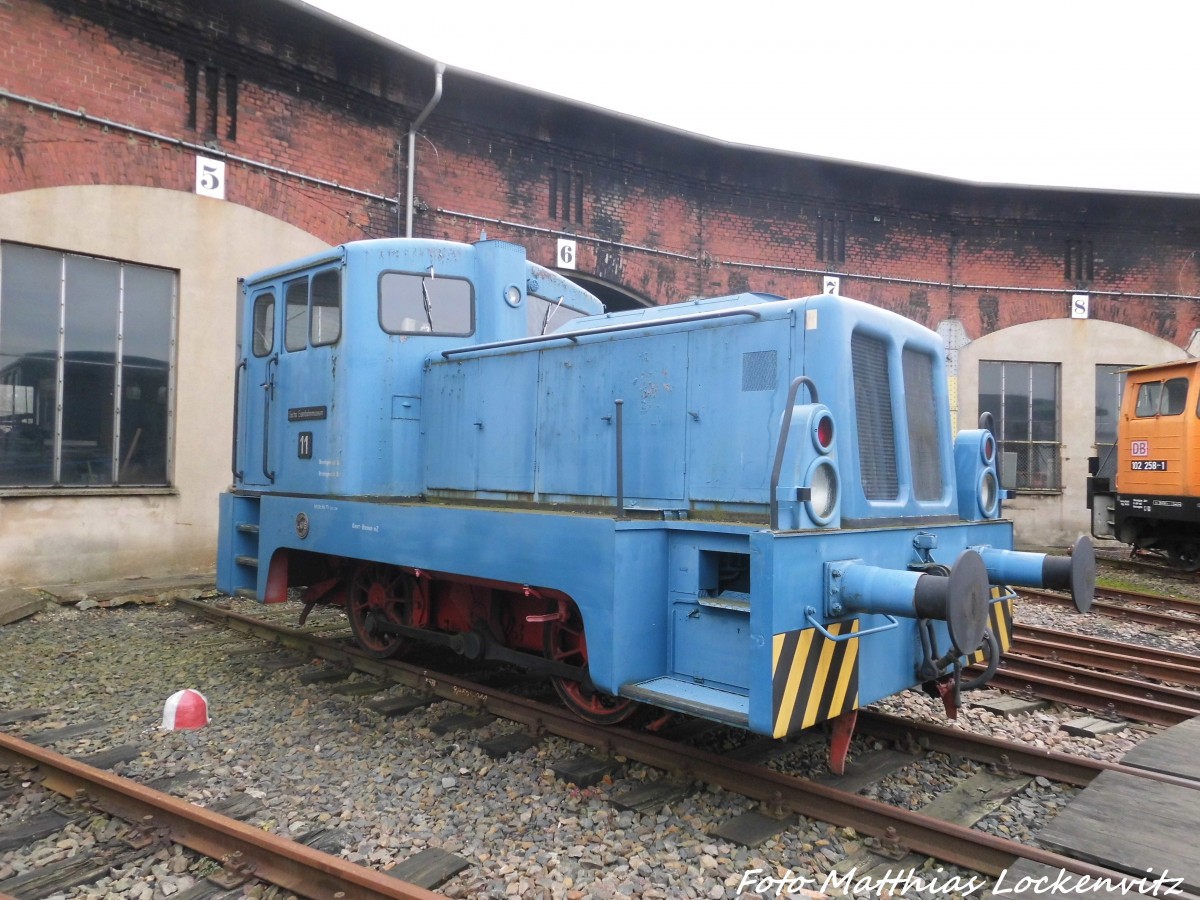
[303,0,1199,196]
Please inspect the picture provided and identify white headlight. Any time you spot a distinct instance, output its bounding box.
[979,469,998,517]
[806,459,839,525]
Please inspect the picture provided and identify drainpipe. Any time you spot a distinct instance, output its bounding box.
[403,62,446,237]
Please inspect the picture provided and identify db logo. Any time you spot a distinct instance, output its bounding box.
[1131,440,1149,457]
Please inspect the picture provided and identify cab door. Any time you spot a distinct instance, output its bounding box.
[236,286,279,488]
[272,269,341,494]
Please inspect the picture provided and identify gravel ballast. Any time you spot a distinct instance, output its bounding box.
[0,564,1192,899]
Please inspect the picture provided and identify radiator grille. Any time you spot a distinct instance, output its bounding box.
[903,348,943,500]
[852,333,899,499]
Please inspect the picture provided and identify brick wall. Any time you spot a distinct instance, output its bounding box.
[5,0,1200,345]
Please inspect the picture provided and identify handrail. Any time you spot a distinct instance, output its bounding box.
[805,607,899,642]
[614,399,625,515]
[440,306,763,359]
[769,376,819,530]
[231,359,246,482]
[262,355,277,484]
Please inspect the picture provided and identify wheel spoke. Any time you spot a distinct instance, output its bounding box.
[347,563,411,659]
[543,604,636,725]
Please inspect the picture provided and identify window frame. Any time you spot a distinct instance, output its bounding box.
[378,270,475,337]
[284,277,308,352]
[251,291,276,357]
[979,360,1062,492]
[1094,364,1132,480]
[0,242,177,491]
[1135,376,1190,418]
[309,269,342,348]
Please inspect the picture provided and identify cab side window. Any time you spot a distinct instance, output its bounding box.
[1161,377,1189,415]
[252,292,275,356]
[284,278,308,351]
[1136,378,1189,417]
[310,270,341,346]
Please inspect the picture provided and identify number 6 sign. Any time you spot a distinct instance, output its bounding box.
[196,156,226,200]
[556,239,576,270]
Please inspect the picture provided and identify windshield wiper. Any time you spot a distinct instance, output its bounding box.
[540,295,565,335]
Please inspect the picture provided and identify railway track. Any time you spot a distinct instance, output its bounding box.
[980,590,1200,725]
[159,596,1191,885]
[1012,623,1200,687]
[5,592,1198,896]
[1019,585,1200,628]
[0,730,441,899]
[1096,550,1200,581]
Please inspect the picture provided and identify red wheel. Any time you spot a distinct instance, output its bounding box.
[347,563,412,658]
[543,604,637,725]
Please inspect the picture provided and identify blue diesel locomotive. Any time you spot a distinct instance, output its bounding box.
[217,237,1094,770]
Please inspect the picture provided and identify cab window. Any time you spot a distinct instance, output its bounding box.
[527,293,588,335]
[379,272,473,336]
[1136,377,1189,417]
[252,292,275,357]
[284,278,308,351]
[310,270,341,346]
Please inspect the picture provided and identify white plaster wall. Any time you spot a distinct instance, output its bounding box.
[0,185,328,587]
[958,318,1187,549]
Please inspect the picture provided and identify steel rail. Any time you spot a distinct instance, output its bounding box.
[0,733,441,900]
[997,655,1200,711]
[176,599,1151,881]
[1018,587,1200,628]
[985,662,1197,726]
[857,711,1200,791]
[1095,585,1200,614]
[1011,626,1200,687]
[1016,622,1200,669]
[1095,552,1200,583]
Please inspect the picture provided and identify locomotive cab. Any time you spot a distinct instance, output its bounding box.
[230,240,603,500]
[1088,358,1200,568]
[219,237,1094,772]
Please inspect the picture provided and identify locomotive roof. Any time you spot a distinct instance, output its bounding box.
[1116,357,1200,377]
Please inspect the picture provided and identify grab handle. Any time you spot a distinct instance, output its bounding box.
[804,606,899,642]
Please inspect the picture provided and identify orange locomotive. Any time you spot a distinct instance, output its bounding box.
[1088,358,1200,569]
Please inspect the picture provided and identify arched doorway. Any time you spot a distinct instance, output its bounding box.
[562,272,651,312]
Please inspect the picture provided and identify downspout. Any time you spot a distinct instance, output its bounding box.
[403,62,446,237]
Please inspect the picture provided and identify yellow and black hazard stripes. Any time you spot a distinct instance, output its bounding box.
[771,620,860,738]
[968,588,1015,665]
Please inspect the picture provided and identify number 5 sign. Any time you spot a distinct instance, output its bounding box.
[196,156,226,200]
